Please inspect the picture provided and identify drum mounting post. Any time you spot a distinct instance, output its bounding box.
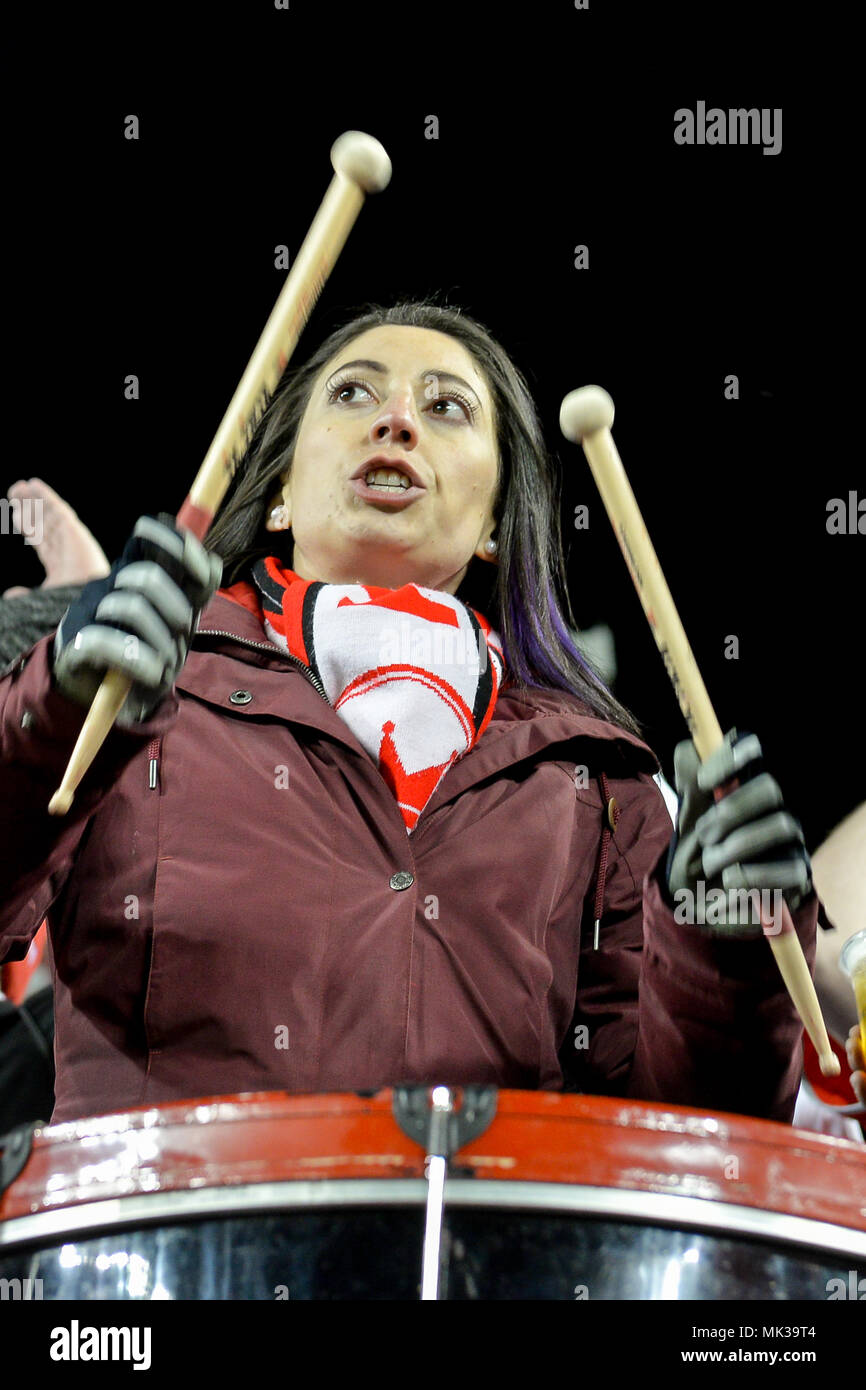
[392,1085,498,1300]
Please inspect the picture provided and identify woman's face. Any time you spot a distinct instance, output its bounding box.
[266,324,500,592]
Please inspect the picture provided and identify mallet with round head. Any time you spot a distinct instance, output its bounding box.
[560,385,839,1077]
[48,131,391,817]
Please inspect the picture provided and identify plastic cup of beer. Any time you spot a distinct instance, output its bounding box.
[839,927,866,1060]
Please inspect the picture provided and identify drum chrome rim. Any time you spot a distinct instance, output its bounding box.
[1,1179,865,1261]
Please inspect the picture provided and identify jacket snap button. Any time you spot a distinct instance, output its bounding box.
[229,690,253,705]
[389,871,414,891]
[607,796,619,832]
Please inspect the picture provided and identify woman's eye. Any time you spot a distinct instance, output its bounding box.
[329,379,373,404]
[328,378,475,420]
[432,394,477,421]
[332,381,369,403]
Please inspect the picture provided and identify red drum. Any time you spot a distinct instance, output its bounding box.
[1,1089,864,1300]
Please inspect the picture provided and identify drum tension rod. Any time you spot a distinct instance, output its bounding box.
[0,1121,39,1198]
[392,1084,498,1301]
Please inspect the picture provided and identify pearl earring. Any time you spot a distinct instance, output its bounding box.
[485,539,497,554]
[270,505,287,525]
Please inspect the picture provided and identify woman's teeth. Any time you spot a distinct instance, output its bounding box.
[366,469,411,490]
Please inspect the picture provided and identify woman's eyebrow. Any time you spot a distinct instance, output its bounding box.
[329,358,483,408]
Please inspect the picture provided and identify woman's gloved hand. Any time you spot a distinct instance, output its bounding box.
[52,514,222,727]
[666,728,812,937]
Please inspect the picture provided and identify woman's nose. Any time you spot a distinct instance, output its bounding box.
[370,391,419,447]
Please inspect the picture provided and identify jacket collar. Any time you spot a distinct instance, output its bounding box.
[187,588,660,809]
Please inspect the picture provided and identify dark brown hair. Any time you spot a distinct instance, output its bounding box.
[204,297,641,735]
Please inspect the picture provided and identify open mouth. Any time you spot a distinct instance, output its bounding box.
[349,465,425,509]
[364,469,413,491]
[352,456,425,489]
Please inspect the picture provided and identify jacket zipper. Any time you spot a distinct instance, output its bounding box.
[146,633,330,791]
[192,629,331,704]
[591,772,620,950]
[147,738,160,790]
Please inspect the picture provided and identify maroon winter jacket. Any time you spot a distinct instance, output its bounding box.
[0,586,818,1125]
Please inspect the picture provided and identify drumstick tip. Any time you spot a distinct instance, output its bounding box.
[330,131,392,193]
[560,385,615,443]
[817,1052,842,1078]
[48,787,73,816]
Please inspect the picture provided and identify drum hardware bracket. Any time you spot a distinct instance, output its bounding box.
[391,1084,498,1156]
[0,1121,39,1198]
[392,1085,498,1300]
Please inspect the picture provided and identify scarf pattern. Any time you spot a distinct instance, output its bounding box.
[252,557,504,833]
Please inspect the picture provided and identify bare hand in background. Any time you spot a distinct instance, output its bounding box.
[4,478,110,597]
[846,1026,866,1107]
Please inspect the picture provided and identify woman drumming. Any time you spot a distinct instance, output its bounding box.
[0,301,820,1126]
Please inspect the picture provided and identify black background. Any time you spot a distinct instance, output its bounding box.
[4,2,861,852]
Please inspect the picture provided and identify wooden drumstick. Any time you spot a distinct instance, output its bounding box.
[47,131,391,817]
[559,385,841,1078]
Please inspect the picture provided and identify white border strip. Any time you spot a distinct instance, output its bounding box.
[1,1179,864,1260]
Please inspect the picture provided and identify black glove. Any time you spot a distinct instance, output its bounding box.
[52,514,222,727]
[666,728,812,938]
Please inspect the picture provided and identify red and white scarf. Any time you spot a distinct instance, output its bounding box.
[251,557,504,832]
